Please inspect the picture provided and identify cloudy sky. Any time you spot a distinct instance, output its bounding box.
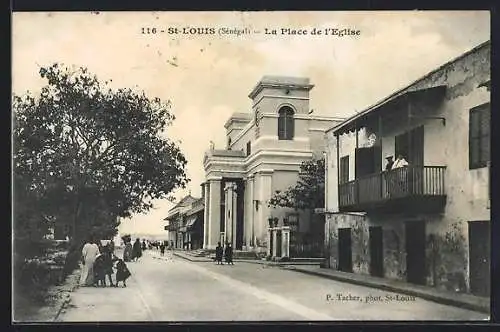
[12,11,490,235]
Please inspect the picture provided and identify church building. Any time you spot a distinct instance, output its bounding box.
[201,76,344,253]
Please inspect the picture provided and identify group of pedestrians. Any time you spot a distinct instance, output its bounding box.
[215,242,234,265]
[79,236,123,287]
[123,238,143,262]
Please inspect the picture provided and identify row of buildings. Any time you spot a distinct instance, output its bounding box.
[164,40,490,297]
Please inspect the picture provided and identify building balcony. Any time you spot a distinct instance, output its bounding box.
[338,166,446,214]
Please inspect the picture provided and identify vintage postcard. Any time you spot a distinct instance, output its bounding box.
[12,11,491,322]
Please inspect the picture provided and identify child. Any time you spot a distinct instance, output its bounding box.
[93,254,106,287]
[115,259,131,287]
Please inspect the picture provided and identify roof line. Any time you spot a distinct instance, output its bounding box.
[326,39,491,133]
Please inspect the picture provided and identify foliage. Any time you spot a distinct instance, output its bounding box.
[268,158,325,210]
[13,63,189,246]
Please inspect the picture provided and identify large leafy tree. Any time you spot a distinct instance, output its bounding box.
[13,63,189,245]
[268,158,325,210]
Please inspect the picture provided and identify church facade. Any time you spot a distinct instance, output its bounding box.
[201,76,344,253]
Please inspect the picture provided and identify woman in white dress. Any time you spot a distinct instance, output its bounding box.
[79,237,101,286]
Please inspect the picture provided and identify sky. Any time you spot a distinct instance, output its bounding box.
[12,11,490,236]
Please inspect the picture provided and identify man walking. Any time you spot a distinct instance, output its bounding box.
[224,243,234,265]
[215,242,224,265]
[160,242,166,256]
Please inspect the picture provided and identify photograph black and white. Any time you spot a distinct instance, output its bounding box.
[12,11,491,322]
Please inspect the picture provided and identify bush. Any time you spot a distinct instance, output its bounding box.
[63,247,81,278]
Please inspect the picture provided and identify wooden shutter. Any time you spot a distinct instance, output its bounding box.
[278,111,285,140]
[246,141,251,156]
[469,103,490,169]
[480,104,490,165]
[286,110,294,140]
[409,126,424,166]
[340,156,349,183]
[395,131,409,160]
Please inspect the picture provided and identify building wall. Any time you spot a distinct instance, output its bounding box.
[324,42,490,294]
[204,77,344,253]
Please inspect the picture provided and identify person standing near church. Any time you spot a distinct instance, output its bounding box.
[224,243,234,265]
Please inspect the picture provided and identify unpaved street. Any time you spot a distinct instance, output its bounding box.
[58,250,489,322]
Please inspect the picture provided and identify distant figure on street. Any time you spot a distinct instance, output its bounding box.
[224,243,234,265]
[123,238,133,262]
[132,238,142,262]
[215,242,224,265]
[80,236,100,286]
[142,239,147,251]
[160,242,166,256]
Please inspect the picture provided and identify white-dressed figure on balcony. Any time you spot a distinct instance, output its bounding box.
[392,154,409,169]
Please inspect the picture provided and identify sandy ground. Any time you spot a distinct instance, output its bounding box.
[56,250,489,322]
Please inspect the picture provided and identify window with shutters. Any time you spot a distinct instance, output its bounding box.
[469,103,490,169]
[278,106,295,140]
[340,155,350,184]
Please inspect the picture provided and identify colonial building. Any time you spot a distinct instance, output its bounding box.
[164,194,204,249]
[324,41,490,296]
[202,76,344,254]
[183,197,205,250]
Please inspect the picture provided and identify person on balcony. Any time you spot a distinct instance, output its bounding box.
[392,154,409,169]
[385,155,394,170]
[383,156,394,197]
[392,154,409,194]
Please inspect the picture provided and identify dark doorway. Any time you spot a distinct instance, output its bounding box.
[236,181,245,250]
[405,221,426,285]
[269,231,274,257]
[395,126,424,194]
[276,230,282,257]
[355,146,382,178]
[369,226,384,277]
[469,221,490,297]
[338,228,353,273]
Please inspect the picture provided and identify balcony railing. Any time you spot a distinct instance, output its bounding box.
[339,166,446,211]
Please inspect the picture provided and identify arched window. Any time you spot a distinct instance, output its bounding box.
[278,106,295,140]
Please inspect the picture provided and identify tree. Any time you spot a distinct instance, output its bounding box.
[268,158,325,210]
[13,63,189,244]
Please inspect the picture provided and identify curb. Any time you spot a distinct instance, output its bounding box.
[53,268,82,322]
[171,253,320,266]
[281,266,490,314]
[172,252,213,262]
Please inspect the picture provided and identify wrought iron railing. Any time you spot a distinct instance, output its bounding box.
[339,165,446,208]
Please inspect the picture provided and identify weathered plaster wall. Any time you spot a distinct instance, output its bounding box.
[323,42,490,294]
